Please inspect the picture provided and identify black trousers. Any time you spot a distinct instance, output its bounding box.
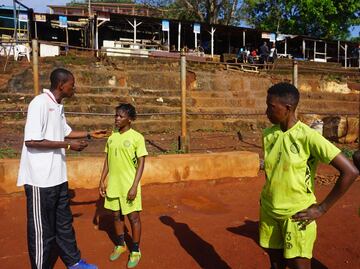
[25,182,81,269]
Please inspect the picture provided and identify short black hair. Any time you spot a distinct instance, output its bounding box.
[267,82,300,107]
[116,103,136,120]
[50,68,73,90]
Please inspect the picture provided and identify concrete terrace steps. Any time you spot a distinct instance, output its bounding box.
[74,86,181,96]
[0,103,182,115]
[2,88,358,105]
[191,96,257,108]
[2,93,358,118]
[1,117,256,134]
[0,93,183,107]
[1,118,179,133]
[301,91,359,101]
[1,106,267,119]
[188,90,251,98]
[67,95,182,106]
[299,99,359,113]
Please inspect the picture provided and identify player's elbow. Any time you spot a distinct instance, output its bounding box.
[347,165,359,183]
[25,140,36,148]
[25,140,43,148]
[352,166,359,178]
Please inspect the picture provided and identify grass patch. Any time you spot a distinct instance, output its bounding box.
[164,141,185,154]
[55,55,93,66]
[325,74,344,83]
[0,147,17,158]
[340,147,355,159]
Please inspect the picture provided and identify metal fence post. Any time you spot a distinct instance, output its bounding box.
[180,50,189,152]
[32,39,39,96]
[292,60,298,88]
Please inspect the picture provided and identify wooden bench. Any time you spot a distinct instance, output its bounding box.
[226,63,259,73]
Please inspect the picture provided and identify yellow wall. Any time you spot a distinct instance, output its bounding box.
[0,151,259,194]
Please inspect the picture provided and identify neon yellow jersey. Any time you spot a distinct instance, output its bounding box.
[261,121,340,219]
[105,128,148,198]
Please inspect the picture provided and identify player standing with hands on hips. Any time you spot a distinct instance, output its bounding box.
[260,82,358,269]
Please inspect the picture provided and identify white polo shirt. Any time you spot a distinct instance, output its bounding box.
[17,89,72,187]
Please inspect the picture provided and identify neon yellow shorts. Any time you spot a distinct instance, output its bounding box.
[259,207,317,259]
[104,195,142,215]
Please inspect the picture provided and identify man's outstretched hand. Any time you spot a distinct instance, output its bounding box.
[90,129,108,139]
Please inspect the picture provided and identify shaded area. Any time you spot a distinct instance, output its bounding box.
[160,215,231,269]
[69,189,134,248]
[146,139,168,152]
[91,195,132,247]
[227,220,328,269]
[227,219,259,244]
[237,131,262,149]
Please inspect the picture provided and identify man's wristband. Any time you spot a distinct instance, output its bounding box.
[87,132,91,140]
[66,144,71,150]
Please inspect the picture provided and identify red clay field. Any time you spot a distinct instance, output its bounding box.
[0,166,359,269]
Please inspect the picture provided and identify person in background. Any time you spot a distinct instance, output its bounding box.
[259,42,270,64]
[269,43,277,63]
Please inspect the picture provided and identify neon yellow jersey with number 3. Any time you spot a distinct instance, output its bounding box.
[261,121,340,219]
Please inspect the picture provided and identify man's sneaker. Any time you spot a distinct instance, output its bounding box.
[109,244,128,261]
[127,251,141,268]
[68,259,97,269]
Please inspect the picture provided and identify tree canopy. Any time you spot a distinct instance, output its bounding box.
[67,0,134,5]
[66,0,359,39]
[138,0,241,25]
[241,0,360,39]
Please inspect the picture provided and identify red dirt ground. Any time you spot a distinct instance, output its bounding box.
[0,166,359,269]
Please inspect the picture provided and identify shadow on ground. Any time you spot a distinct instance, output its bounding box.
[160,215,231,269]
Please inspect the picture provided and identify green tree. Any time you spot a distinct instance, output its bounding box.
[140,0,241,25]
[241,0,360,39]
[67,0,134,5]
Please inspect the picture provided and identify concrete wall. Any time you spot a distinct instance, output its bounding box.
[0,151,259,194]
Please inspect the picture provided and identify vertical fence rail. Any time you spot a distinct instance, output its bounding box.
[32,39,39,96]
[292,60,298,88]
[180,50,189,152]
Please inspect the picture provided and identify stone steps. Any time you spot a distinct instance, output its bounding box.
[300,99,359,113]
[189,90,250,98]
[0,93,183,106]
[301,92,358,101]
[74,86,181,96]
[1,116,268,135]
[192,97,257,108]
[0,103,182,114]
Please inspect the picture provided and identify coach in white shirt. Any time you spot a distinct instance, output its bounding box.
[18,68,105,269]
